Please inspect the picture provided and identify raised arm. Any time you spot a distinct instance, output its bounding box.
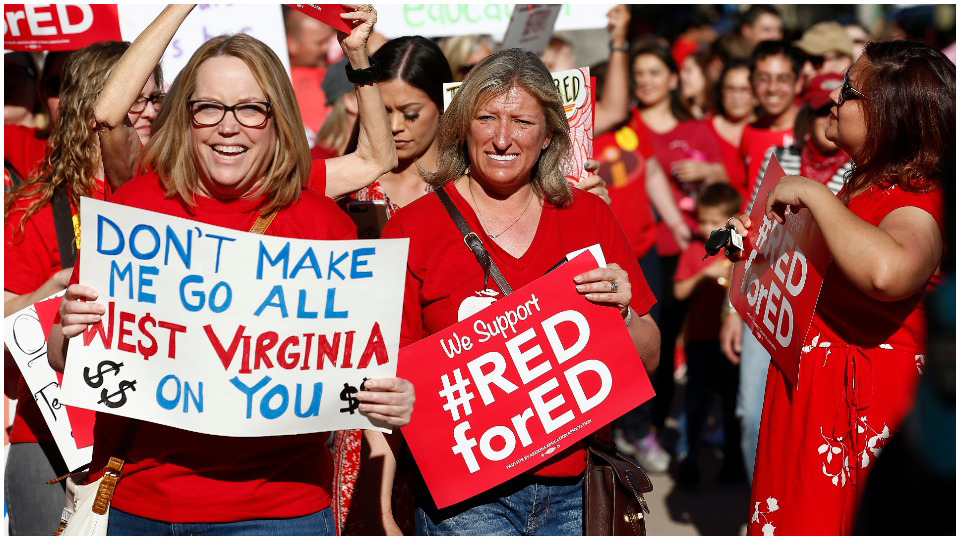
[645,156,691,250]
[324,5,397,198]
[594,5,631,135]
[94,5,195,190]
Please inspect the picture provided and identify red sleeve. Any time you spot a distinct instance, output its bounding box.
[673,242,709,282]
[381,214,424,348]
[307,158,326,194]
[4,204,57,295]
[595,197,656,317]
[872,186,945,233]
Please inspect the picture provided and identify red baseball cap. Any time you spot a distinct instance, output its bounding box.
[802,73,844,110]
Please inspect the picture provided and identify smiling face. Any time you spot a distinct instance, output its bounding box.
[825,61,868,157]
[632,53,677,108]
[467,85,552,193]
[190,56,276,199]
[127,76,160,146]
[721,66,755,121]
[380,78,441,163]
[751,54,802,118]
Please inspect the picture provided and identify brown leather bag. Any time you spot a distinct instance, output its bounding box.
[583,437,653,535]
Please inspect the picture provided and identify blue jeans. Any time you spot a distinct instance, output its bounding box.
[416,475,583,536]
[736,325,771,480]
[108,507,334,536]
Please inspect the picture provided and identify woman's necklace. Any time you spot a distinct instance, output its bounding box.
[469,181,533,239]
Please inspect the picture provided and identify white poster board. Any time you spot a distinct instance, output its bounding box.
[61,198,408,437]
[374,4,614,39]
[500,4,562,56]
[117,4,290,88]
[4,292,93,471]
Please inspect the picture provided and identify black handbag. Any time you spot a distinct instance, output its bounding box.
[434,187,654,536]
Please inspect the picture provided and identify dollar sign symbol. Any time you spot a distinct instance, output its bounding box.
[83,360,124,389]
[99,380,137,409]
[339,382,359,414]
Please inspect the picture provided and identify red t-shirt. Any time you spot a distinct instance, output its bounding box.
[4,124,47,191]
[5,181,109,444]
[739,124,793,205]
[381,183,656,478]
[594,119,658,259]
[706,116,748,199]
[307,157,327,194]
[291,66,331,141]
[815,184,945,350]
[636,112,723,256]
[674,239,727,342]
[311,142,339,162]
[88,171,356,522]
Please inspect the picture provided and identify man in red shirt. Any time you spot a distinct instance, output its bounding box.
[284,6,337,145]
[738,41,803,203]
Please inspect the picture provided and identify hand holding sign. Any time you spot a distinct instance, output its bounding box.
[400,253,654,508]
[727,157,831,385]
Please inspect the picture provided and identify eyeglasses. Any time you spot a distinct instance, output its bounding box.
[129,93,166,113]
[187,100,272,128]
[837,73,866,107]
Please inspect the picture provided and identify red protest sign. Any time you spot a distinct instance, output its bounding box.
[3,4,120,52]
[33,296,96,448]
[399,253,654,508]
[729,156,831,385]
[284,4,351,34]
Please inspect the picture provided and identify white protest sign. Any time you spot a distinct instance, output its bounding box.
[61,198,408,437]
[374,4,614,39]
[117,4,290,88]
[4,292,93,471]
[500,4,562,56]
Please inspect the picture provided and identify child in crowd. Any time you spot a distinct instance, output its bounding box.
[672,183,744,487]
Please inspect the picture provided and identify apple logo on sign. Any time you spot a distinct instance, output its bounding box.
[457,289,500,321]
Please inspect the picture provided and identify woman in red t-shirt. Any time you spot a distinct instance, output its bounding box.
[3,42,162,536]
[728,40,952,535]
[47,5,414,536]
[631,43,729,460]
[370,48,660,536]
[707,59,757,197]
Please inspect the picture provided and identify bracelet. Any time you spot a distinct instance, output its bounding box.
[344,56,382,84]
[623,306,633,326]
[610,41,630,52]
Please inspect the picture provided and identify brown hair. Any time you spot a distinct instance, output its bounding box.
[697,182,741,217]
[144,34,310,215]
[843,40,955,200]
[6,42,161,236]
[425,48,573,207]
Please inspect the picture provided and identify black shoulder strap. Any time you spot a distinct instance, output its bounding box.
[51,185,77,268]
[434,187,513,296]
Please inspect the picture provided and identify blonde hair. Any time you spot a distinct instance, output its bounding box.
[314,98,352,156]
[144,34,310,215]
[5,42,151,235]
[425,48,572,208]
[439,34,494,82]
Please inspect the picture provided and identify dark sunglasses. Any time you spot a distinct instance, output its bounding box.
[838,73,866,107]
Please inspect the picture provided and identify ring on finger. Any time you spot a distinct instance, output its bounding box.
[725,217,737,228]
[609,280,619,293]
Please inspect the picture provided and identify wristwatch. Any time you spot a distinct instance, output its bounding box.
[344,56,382,84]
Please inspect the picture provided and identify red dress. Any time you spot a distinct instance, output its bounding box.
[748,183,944,535]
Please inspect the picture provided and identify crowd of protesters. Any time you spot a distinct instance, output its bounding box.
[4,3,954,536]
